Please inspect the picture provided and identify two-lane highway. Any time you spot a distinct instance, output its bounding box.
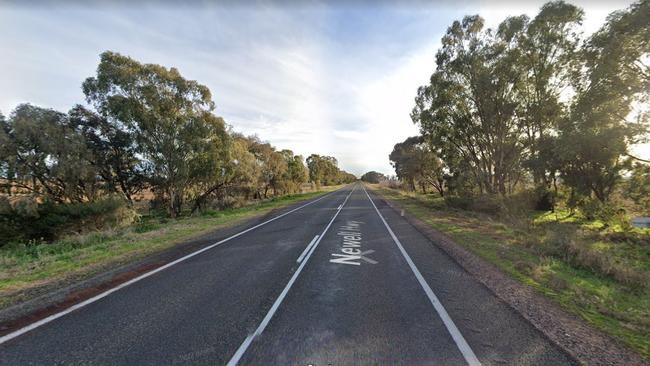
[0,183,576,365]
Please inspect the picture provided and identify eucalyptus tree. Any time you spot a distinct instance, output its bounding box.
[83,51,229,216]
[515,1,584,185]
[280,149,308,194]
[306,154,341,186]
[67,105,145,205]
[558,0,649,202]
[247,139,288,198]
[413,15,529,195]
[389,136,446,195]
[0,104,99,202]
[0,112,11,194]
[360,171,386,184]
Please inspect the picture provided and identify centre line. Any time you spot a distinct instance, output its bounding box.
[362,185,481,366]
[226,184,357,366]
[297,235,320,263]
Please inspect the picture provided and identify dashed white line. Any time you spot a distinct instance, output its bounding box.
[297,235,319,263]
[362,185,481,366]
[0,186,348,346]
[227,184,357,366]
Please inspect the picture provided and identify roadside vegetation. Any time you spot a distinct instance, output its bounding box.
[0,51,355,245]
[0,52,356,308]
[367,0,650,360]
[370,184,650,360]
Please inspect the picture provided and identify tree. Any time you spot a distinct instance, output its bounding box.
[307,154,336,186]
[360,171,386,184]
[185,115,231,213]
[248,139,287,198]
[67,105,145,205]
[625,163,650,214]
[558,0,649,202]
[280,150,308,194]
[0,111,11,194]
[389,136,447,195]
[413,15,528,195]
[82,51,229,216]
[0,104,99,202]
[516,2,584,186]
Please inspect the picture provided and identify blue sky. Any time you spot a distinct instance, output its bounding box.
[0,0,641,175]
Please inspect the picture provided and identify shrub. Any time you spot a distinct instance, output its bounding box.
[444,195,504,215]
[0,196,137,248]
[580,198,631,228]
[444,195,473,210]
[471,195,504,215]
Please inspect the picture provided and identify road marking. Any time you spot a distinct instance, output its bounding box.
[0,186,349,346]
[362,186,481,366]
[297,235,319,263]
[330,249,378,265]
[329,220,377,266]
[227,184,357,366]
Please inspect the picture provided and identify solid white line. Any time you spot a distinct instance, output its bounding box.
[0,187,348,346]
[362,186,481,366]
[297,235,319,263]
[227,184,357,366]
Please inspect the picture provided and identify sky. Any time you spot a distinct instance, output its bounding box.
[0,0,645,176]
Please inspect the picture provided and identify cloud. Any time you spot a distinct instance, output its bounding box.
[1,1,645,178]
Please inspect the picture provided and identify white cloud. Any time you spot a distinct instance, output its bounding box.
[1,1,646,178]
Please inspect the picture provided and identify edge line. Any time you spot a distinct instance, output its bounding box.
[362,185,481,366]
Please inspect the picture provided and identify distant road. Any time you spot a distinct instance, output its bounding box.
[0,183,576,365]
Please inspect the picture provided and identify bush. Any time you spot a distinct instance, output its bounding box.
[0,196,137,247]
[471,195,504,215]
[444,195,504,215]
[444,195,473,210]
[580,199,631,229]
[532,186,555,211]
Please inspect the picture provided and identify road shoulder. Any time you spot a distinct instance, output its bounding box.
[367,185,646,366]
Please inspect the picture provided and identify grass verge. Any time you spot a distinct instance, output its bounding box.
[0,186,342,310]
[369,184,650,361]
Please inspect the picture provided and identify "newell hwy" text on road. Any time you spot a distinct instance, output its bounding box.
[329,220,377,266]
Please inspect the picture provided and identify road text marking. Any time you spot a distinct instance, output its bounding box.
[226,185,357,366]
[330,221,377,266]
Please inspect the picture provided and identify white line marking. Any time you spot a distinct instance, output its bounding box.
[0,187,349,346]
[362,186,481,366]
[297,235,319,263]
[227,184,357,366]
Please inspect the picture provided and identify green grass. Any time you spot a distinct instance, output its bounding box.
[369,184,650,361]
[0,187,342,309]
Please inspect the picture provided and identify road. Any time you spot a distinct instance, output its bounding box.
[0,183,576,365]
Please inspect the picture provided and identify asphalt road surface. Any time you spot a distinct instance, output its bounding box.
[0,183,576,365]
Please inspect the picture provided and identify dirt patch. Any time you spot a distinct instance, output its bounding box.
[373,188,646,366]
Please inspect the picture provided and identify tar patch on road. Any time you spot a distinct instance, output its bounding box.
[329,220,377,266]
